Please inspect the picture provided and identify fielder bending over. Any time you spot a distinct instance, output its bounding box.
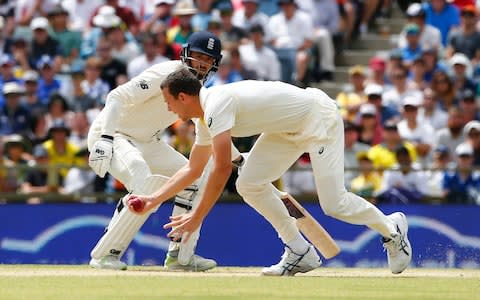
[88,32,243,271]
[128,68,412,276]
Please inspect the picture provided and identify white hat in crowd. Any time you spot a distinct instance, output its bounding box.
[455,143,474,156]
[93,6,121,28]
[173,0,198,16]
[364,83,383,96]
[464,120,480,135]
[3,82,25,95]
[30,17,49,30]
[403,96,423,107]
[449,53,470,67]
[359,103,377,116]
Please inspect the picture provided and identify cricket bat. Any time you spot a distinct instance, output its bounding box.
[281,193,340,259]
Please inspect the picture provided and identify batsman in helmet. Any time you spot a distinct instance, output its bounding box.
[87,31,242,271]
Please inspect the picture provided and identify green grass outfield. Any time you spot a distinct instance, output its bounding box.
[0,265,479,300]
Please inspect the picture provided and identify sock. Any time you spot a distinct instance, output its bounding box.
[286,234,309,254]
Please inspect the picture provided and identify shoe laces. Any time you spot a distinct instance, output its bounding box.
[277,246,309,275]
[382,231,409,257]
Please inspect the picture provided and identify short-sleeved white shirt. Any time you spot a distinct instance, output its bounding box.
[267,10,314,49]
[194,80,336,145]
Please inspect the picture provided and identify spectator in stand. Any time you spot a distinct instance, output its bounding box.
[22,70,46,117]
[344,121,371,190]
[267,0,313,85]
[217,2,249,50]
[169,120,195,158]
[398,3,442,51]
[308,0,340,82]
[167,0,197,47]
[152,23,177,60]
[376,145,428,204]
[418,88,448,130]
[449,53,477,98]
[423,0,460,46]
[81,57,110,108]
[382,65,422,109]
[29,17,62,72]
[0,54,21,106]
[238,24,281,81]
[20,144,60,204]
[68,66,97,115]
[399,24,423,66]
[36,55,62,105]
[446,5,480,60]
[364,83,400,126]
[2,134,31,193]
[459,89,480,123]
[431,69,457,111]
[357,103,383,146]
[425,145,452,202]
[422,47,447,83]
[190,0,214,31]
[128,32,169,79]
[367,121,418,171]
[350,151,382,203]
[44,92,74,132]
[91,0,140,35]
[385,49,404,84]
[62,147,97,201]
[61,0,103,32]
[0,82,30,136]
[443,142,480,204]
[42,119,80,181]
[9,37,30,75]
[435,106,465,155]
[464,120,480,166]
[96,37,127,90]
[230,46,258,80]
[337,65,367,122]
[366,56,387,87]
[47,4,82,71]
[397,96,436,167]
[409,55,428,90]
[141,0,176,33]
[107,24,141,65]
[69,111,90,148]
[205,50,243,87]
[14,0,57,27]
[232,0,270,32]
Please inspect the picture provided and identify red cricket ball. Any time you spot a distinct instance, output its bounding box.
[129,197,145,212]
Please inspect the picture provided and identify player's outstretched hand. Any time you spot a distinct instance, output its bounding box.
[164,212,202,243]
[88,135,114,177]
[126,194,157,214]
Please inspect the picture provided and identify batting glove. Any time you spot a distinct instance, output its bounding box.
[88,134,114,178]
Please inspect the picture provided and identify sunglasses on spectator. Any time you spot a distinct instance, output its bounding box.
[403,105,418,112]
[368,95,382,100]
[393,73,406,79]
[461,12,475,17]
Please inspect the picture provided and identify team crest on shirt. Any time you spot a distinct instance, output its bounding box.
[207,117,213,128]
[137,79,149,90]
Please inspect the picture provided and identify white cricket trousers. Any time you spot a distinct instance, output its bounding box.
[236,108,396,244]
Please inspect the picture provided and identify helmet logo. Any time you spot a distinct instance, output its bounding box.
[207,38,215,50]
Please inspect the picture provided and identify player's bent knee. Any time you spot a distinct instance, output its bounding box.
[319,190,350,218]
[235,177,266,199]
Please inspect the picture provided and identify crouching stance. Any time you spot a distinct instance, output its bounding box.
[128,68,412,276]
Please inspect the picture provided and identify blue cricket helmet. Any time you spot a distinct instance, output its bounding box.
[181,31,222,83]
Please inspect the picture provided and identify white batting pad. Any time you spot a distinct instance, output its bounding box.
[90,175,170,260]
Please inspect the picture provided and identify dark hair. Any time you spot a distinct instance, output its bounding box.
[160,67,202,98]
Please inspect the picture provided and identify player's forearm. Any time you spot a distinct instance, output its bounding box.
[192,164,232,221]
[150,165,200,207]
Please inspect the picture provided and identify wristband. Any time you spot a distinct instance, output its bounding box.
[101,134,114,141]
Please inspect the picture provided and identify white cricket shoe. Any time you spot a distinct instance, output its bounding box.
[164,251,217,272]
[383,212,412,274]
[262,245,322,276]
[89,255,127,271]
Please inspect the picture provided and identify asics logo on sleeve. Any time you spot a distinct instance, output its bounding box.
[96,149,105,155]
[207,117,213,128]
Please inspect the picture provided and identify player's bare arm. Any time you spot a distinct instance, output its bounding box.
[164,130,233,241]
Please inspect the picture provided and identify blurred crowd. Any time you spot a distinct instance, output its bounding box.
[0,0,480,204]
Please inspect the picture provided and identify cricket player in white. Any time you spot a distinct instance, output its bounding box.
[87,32,243,271]
[128,68,412,276]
